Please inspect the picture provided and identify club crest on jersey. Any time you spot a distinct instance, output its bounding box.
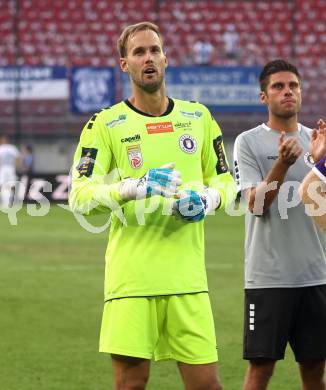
[127,144,143,169]
[179,134,197,154]
[304,152,315,168]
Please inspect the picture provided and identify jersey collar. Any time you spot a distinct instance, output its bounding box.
[124,98,174,117]
[262,123,302,133]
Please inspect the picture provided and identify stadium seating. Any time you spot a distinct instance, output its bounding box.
[0,0,325,134]
[0,0,323,68]
[159,0,294,66]
[9,0,157,67]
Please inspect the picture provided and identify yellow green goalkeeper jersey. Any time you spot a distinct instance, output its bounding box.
[70,98,236,301]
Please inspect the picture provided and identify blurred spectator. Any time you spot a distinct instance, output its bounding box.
[223,24,239,59]
[0,134,20,208]
[192,36,214,65]
[20,144,34,174]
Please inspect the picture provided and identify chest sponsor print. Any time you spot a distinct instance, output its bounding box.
[174,121,192,130]
[127,144,143,169]
[107,114,127,128]
[180,110,202,119]
[121,134,141,143]
[146,122,174,134]
[179,134,197,154]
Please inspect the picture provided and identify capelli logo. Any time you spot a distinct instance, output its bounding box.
[121,134,141,143]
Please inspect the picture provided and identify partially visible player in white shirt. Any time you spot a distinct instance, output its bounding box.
[0,134,20,208]
[300,119,326,232]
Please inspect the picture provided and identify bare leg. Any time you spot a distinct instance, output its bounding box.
[243,359,276,390]
[299,360,326,390]
[111,354,151,390]
[177,361,222,390]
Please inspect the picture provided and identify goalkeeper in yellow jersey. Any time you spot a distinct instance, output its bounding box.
[69,21,236,390]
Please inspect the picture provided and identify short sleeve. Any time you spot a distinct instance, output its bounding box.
[233,133,263,192]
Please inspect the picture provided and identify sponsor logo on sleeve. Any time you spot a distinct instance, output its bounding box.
[213,136,228,174]
[121,134,141,143]
[106,114,127,128]
[76,147,98,177]
[127,145,143,169]
[146,122,174,134]
[179,134,197,154]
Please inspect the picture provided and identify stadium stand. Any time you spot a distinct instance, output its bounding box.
[159,1,292,66]
[0,0,325,139]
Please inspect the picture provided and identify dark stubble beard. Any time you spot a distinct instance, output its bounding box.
[274,110,297,120]
[273,103,301,120]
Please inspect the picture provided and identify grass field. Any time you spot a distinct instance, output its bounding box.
[0,205,302,389]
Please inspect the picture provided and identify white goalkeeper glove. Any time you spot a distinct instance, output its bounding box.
[172,187,221,222]
[119,163,182,201]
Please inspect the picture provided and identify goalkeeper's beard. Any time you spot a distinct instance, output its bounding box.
[131,73,165,93]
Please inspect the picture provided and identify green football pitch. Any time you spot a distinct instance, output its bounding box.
[0,205,301,389]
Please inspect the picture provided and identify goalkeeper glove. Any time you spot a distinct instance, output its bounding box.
[119,163,182,201]
[173,188,221,222]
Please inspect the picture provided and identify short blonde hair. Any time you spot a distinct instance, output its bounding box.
[117,21,163,57]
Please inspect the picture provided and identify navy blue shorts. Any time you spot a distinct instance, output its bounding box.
[243,286,326,362]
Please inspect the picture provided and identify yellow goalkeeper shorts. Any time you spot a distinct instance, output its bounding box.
[99,292,218,364]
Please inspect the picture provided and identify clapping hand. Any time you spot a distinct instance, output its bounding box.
[278,131,303,166]
[309,119,326,163]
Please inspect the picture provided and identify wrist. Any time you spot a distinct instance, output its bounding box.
[202,187,221,214]
[276,157,292,169]
[313,156,326,182]
[310,150,325,163]
[119,177,145,201]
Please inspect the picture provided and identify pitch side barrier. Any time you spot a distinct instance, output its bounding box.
[0,173,68,225]
[17,173,69,203]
